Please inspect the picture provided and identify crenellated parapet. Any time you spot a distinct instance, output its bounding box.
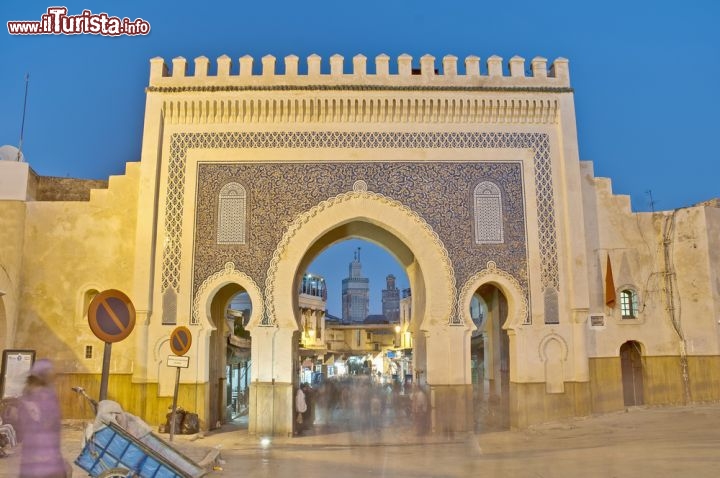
[148,53,571,125]
[149,53,570,89]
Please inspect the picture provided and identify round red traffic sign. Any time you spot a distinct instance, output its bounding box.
[170,326,192,356]
[87,289,136,343]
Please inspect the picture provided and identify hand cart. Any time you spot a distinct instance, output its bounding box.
[72,387,211,478]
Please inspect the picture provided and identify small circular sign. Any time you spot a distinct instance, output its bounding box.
[170,326,192,356]
[88,290,136,343]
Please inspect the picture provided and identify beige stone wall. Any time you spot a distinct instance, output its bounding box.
[34,176,109,202]
[588,355,720,415]
[581,161,720,416]
[588,357,623,413]
[14,162,141,407]
[509,381,591,429]
[54,372,208,425]
[581,161,720,360]
[0,201,26,351]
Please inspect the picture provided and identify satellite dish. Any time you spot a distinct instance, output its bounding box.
[0,145,25,162]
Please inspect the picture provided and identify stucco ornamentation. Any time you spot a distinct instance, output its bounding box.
[538,331,569,362]
[192,160,529,310]
[169,131,557,326]
[457,261,529,326]
[352,180,368,192]
[191,261,264,327]
[263,189,456,326]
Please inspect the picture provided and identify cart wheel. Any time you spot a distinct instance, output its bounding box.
[97,467,131,478]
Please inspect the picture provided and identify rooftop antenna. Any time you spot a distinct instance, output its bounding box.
[646,189,656,213]
[17,73,30,162]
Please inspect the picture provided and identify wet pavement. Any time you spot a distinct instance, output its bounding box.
[2,404,719,477]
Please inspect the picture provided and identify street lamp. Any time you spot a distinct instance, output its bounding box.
[394,324,401,348]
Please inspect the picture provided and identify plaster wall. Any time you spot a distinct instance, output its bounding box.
[15,163,141,401]
[0,201,26,351]
[582,162,720,357]
[0,161,30,201]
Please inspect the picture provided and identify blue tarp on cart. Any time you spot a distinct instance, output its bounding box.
[76,422,205,478]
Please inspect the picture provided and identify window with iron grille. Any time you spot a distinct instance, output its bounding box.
[217,182,247,244]
[473,181,504,244]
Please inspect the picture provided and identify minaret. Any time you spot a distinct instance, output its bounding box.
[382,274,400,322]
[350,247,362,278]
[341,248,370,323]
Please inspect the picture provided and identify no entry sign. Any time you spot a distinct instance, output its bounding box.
[88,289,136,343]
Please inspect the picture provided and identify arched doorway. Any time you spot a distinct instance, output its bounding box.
[226,291,252,426]
[259,191,467,436]
[296,238,413,435]
[620,341,644,406]
[458,262,528,432]
[194,262,263,431]
[470,285,510,430]
[206,284,256,429]
[293,222,424,436]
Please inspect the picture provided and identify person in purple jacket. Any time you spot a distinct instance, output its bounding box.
[19,359,69,478]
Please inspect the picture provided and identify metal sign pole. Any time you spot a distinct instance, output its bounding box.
[169,366,181,442]
[99,342,112,401]
[87,289,136,403]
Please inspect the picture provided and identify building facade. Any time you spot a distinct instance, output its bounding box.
[1,51,719,436]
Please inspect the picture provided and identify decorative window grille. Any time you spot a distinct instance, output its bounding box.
[474,181,504,244]
[217,182,247,244]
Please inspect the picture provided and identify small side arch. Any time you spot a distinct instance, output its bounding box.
[192,262,264,330]
[458,261,528,331]
[538,333,569,362]
[538,333,568,394]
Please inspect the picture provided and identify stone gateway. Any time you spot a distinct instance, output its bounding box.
[1,52,718,435]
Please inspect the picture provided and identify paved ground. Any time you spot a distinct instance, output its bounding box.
[2,404,719,477]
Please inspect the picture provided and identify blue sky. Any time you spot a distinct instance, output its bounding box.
[308,239,408,318]
[2,2,718,209]
[1,1,718,313]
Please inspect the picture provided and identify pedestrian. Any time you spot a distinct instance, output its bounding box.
[411,384,428,435]
[301,383,314,431]
[18,359,70,478]
[295,383,307,435]
[369,389,383,432]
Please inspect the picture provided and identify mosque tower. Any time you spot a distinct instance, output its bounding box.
[341,248,370,323]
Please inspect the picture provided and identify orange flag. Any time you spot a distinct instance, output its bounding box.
[605,254,616,306]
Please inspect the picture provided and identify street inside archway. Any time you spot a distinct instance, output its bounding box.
[295,238,422,438]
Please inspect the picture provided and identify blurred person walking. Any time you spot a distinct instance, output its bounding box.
[18,359,70,478]
[411,384,428,436]
[295,383,308,435]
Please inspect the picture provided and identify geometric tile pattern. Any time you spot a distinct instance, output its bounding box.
[161,131,559,315]
[192,160,528,316]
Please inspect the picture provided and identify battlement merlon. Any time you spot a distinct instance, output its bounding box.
[147,54,571,90]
